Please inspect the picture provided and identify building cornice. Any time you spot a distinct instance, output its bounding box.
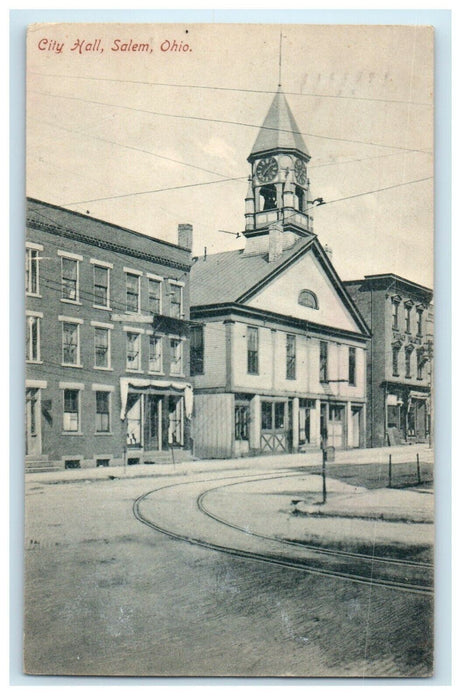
[344,274,433,300]
[190,302,370,342]
[27,216,191,273]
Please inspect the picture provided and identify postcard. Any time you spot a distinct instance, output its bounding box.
[24,22,434,677]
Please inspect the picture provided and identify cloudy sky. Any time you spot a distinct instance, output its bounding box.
[27,23,433,287]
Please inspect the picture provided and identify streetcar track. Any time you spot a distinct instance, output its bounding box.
[132,470,433,596]
[197,479,433,570]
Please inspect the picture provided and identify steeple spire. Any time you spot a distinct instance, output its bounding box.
[248,87,310,162]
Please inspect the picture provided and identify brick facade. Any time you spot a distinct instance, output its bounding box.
[25,198,193,471]
[345,275,433,447]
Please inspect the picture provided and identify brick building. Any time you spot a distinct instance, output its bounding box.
[25,198,193,470]
[344,274,433,447]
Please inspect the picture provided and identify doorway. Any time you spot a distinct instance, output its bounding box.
[26,388,41,456]
[260,400,288,452]
[351,406,362,448]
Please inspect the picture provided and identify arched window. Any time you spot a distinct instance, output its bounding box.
[298,289,318,309]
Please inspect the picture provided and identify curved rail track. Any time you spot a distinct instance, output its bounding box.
[133,470,433,597]
[197,479,433,570]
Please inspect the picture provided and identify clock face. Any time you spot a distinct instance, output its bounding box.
[256,157,278,183]
[294,159,307,185]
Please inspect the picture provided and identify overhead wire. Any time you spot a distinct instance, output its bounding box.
[29,71,433,106]
[29,88,432,155]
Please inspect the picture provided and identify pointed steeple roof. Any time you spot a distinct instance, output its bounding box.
[248,87,310,162]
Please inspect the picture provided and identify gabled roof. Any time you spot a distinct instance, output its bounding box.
[190,234,370,337]
[248,87,310,161]
[190,236,313,307]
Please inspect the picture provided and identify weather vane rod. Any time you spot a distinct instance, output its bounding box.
[278,31,283,87]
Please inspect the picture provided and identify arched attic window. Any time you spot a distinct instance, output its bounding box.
[298,289,318,309]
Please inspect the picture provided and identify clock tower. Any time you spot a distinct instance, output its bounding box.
[244,86,314,253]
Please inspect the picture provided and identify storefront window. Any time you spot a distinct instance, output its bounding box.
[235,405,249,441]
[261,401,272,430]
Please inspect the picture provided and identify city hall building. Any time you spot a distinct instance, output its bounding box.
[344,274,433,447]
[189,88,370,459]
[25,199,193,470]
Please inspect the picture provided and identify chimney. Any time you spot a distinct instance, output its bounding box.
[268,221,284,263]
[178,223,193,250]
[324,243,333,261]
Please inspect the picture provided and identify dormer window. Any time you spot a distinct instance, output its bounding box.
[298,289,318,309]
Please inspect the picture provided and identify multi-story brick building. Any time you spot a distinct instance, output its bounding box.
[25,198,193,470]
[189,88,370,459]
[344,274,433,447]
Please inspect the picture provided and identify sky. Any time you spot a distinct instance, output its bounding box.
[26,23,434,287]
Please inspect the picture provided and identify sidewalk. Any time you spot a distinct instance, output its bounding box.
[25,443,434,485]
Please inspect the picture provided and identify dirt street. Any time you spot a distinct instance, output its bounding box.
[24,468,433,677]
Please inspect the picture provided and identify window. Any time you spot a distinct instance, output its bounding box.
[93,265,109,308]
[247,326,259,375]
[405,346,413,378]
[149,335,163,373]
[126,273,140,313]
[261,401,273,430]
[405,304,412,333]
[63,389,80,432]
[169,283,183,319]
[95,391,110,433]
[148,278,162,314]
[26,247,40,295]
[170,338,183,375]
[329,405,343,421]
[348,347,356,386]
[96,458,110,468]
[65,460,81,470]
[417,349,425,380]
[261,401,285,431]
[126,332,141,370]
[62,322,80,366]
[235,405,249,441]
[392,300,399,330]
[26,315,40,362]
[320,341,328,382]
[286,334,296,380]
[61,257,79,302]
[94,327,110,369]
[417,308,424,336]
[298,289,318,309]
[274,402,285,429]
[392,345,400,376]
[190,325,204,375]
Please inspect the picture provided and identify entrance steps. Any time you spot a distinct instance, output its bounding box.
[25,456,59,473]
[138,449,192,465]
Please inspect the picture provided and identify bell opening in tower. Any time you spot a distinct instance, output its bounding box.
[260,184,277,212]
[294,185,305,212]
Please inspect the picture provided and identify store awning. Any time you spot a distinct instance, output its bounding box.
[120,377,193,420]
[409,391,429,401]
